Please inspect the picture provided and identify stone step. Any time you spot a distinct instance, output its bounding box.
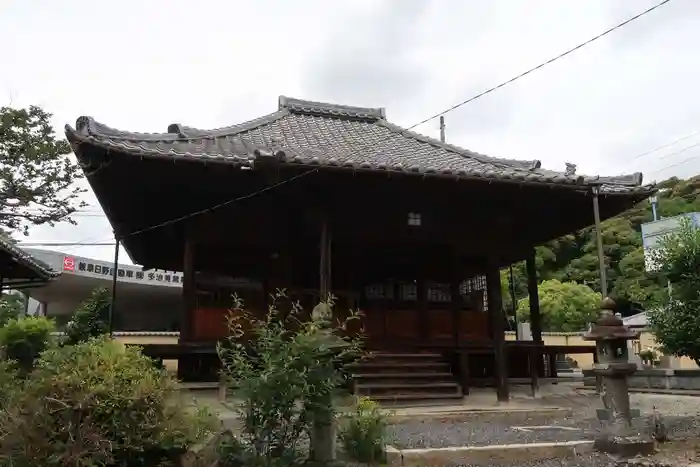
[364,353,444,364]
[368,352,443,359]
[368,392,464,407]
[352,372,455,383]
[348,361,450,373]
[356,382,461,396]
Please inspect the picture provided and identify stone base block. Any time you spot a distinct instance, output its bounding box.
[593,435,656,458]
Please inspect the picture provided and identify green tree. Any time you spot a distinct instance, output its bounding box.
[516,279,601,332]
[0,293,24,327]
[647,217,700,365]
[612,246,666,309]
[64,288,111,345]
[0,105,86,235]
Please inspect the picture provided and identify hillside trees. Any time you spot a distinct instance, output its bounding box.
[504,175,700,324]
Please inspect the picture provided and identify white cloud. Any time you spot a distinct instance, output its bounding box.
[1,0,697,262]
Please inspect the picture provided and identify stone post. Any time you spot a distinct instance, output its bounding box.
[582,298,655,457]
[308,330,348,465]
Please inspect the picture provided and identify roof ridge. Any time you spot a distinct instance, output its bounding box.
[278,95,386,121]
[167,109,289,139]
[74,116,177,141]
[376,120,542,171]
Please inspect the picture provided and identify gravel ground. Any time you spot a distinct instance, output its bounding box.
[388,414,700,449]
[442,439,700,467]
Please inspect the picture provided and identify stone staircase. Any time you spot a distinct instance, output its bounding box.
[348,352,464,406]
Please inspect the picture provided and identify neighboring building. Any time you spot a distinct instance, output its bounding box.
[22,248,183,331]
[641,212,700,271]
[65,95,654,397]
[622,311,648,329]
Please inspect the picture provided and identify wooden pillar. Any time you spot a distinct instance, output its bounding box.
[418,275,429,344]
[451,263,461,349]
[526,250,545,380]
[319,216,332,302]
[181,238,195,342]
[486,259,509,402]
[525,251,542,342]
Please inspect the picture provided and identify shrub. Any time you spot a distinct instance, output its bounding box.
[0,360,19,409]
[218,292,363,466]
[64,287,111,345]
[0,316,55,373]
[0,293,23,328]
[0,336,217,467]
[338,397,388,464]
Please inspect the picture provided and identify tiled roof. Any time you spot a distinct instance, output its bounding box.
[0,235,59,280]
[65,96,651,194]
[622,312,648,328]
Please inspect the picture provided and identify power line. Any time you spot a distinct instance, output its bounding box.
[405,0,673,132]
[1,212,106,218]
[18,242,115,247]
[630,129,700,163]
[647,142,700,176]
[81,1,673,242]
[9,1,674,249]
[657,141,700,161]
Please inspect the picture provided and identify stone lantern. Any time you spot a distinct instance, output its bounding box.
[582,297,655,456]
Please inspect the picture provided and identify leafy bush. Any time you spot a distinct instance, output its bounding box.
[338,397,388,464]
[0,316,55,373]
[0,360,19,409]
[0,336,217,467]
[0,293,23,328]
[64,287,111,345]
[218,292,363,466]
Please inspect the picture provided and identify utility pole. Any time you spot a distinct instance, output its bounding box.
[649,195,659,221]
[439,116,446,143]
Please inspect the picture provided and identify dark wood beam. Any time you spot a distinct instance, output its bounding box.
[486,259,509,402]
[181,237,195,343]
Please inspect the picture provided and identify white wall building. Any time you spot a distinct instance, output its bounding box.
[23,249,183,331]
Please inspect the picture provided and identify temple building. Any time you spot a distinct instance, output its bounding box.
[64,96,653,401]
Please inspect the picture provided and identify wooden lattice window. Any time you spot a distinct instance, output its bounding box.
[364,283,394,300]
[407,212,422,226]
[399,282,418,301]
[460,275,486,294]
[460,275,488,312]
[427,283,451,303]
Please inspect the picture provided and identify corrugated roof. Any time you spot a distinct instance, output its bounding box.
[0,235,59,280]
[65,96,651,194]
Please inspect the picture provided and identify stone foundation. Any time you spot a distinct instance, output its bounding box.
[583,369,700,391]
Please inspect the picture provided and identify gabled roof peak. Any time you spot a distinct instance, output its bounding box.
[278,96,386,121]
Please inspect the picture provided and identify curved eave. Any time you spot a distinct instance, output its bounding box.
[65,124,284,167]
[0,241,60,281]
[66,127,652,199]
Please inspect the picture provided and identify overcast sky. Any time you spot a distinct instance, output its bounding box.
[1,0,698,264]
